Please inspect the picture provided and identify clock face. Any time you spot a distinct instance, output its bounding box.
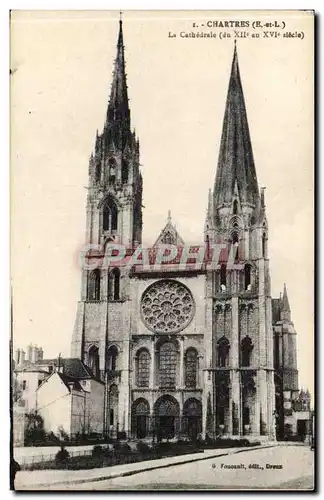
[141,279,195,334]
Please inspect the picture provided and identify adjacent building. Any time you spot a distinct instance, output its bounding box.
[37,359,105,437]
[13,349,105,440]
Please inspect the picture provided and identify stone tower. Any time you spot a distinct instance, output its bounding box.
[71,19,142,434]
[273,284,299,437]
[205,44,276,438]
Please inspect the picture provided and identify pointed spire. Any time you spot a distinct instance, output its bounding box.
[167,209,172,224]
[282,283,291,312]
[280,283,291,321]
[214,43,259,209]
[105,16,131,148]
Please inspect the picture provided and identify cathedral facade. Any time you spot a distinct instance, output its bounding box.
[71,20,300,441]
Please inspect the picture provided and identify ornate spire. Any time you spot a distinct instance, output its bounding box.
[167,209,172,224]
[213,43,259,209]
[281,283,291,321]
[105,16,131,149]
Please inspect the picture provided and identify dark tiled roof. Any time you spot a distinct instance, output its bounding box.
[60,358,95,380]
[17,357,101,382]
[35,358,95,379]
[57,373,83,392]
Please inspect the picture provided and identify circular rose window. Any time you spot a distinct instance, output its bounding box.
[141,280,195,334]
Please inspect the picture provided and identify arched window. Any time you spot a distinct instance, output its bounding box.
[217,337,230,367]
[108,158,116,184]
[241,336,253,367]
[121,160,128,184]
[88,345,100,378]
[220,264,227,289]
[109,384,119,428]
[87,269,100,301]
[108,268,120,301]
[158,341,177,389]
[103,197,118,232]
[107,345,118,372]
[233,200,238,215]
[185,348,198,389]
[244,264,252,290]
[136,349,150,387]
[95,162,101,183]
[262,233,267,258]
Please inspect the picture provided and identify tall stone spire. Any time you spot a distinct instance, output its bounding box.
[281,283,291,321]
[213,43,259,209]
[104,16,131,149]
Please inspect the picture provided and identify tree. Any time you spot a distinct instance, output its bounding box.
[12,375,23,405]
[24,411,46,444]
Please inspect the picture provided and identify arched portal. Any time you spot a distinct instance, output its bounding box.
[131,398,150,439]
[183,398,202,441]
[154,395,180,440]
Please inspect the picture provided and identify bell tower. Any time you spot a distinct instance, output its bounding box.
[205,43,276,439]
[71,18,142,385]
[87,18,142,249]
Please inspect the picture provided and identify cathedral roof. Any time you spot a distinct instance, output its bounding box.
[213,43,259,208]
[154,210,185,247]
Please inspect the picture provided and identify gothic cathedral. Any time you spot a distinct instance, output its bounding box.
[71,20,300,441]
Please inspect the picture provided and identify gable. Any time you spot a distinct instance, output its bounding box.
[154,212,185,247]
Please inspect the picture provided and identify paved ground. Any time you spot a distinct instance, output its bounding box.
[57,445,314,491]
[15,447,257,489]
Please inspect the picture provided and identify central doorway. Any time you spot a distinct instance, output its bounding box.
[154,395,180,441]
[159,416,175,439]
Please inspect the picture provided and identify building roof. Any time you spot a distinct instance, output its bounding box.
[14,359,48,373]
[60,358,95,380]
[15,356,102,383]
[38,357,96,380]
[213,43,260,209]
[57,373,83,392]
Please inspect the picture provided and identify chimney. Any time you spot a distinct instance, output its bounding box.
[27,344,33,362]
[31,345,37,363]
[37,347,44,361]
[20,349,26,365]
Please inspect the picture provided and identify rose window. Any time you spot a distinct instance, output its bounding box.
[141,280,195,334]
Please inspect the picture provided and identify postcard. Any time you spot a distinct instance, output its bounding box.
[10,10,314,491]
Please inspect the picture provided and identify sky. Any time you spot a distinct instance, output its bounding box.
[10,11,314,396]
